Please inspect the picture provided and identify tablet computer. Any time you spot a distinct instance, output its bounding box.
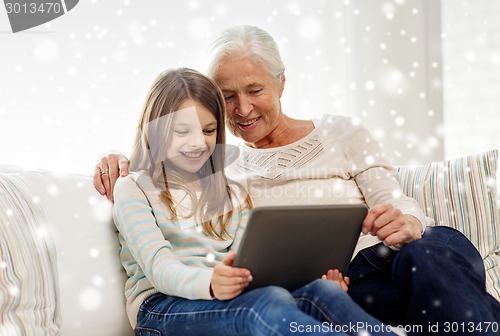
[233,204,367,292]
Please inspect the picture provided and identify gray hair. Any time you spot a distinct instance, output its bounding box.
[205,25,285,81]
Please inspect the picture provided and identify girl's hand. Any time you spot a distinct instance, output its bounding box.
[210,251,253,300]
[322,269,349,292]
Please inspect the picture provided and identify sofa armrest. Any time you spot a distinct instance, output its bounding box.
[0,169,133,336]
[397,149,500,301]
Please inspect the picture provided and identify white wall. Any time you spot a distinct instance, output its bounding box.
[1,0,497,175]
[0,0,352,174]
[441,0,500,159]
[342,0,444,165]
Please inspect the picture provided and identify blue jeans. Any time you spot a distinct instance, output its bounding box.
[135,279,396,335]
[347,226,500,336]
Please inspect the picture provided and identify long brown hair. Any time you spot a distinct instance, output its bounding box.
[130,67,252,239]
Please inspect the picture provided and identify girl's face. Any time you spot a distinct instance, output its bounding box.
[166,99,218,174]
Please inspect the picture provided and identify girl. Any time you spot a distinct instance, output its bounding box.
[113,67,396,335]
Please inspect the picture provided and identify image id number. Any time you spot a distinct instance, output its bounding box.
[5,2,62,14]
[442,322,498,333]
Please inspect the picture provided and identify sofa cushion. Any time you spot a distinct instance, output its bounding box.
[0,170,133,336]
[0,174,61,335]
[397,149,499,300]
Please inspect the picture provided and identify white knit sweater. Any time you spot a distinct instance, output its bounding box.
[226,114,434,256]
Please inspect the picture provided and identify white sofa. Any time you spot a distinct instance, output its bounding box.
[0,166,133,336]
[1,150,499,335]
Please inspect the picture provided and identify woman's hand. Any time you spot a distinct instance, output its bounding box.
[93,150,130,201]
[322,269,349,292]
[210,251,253,300]
[362,204,423,249]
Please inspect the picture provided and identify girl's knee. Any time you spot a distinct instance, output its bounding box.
[299,279,346,298]
[248,286,296,306]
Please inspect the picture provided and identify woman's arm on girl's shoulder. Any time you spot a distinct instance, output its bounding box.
[94,150,130,201]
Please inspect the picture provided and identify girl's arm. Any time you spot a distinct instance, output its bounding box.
[210,251,252,300]
[113,175,213,300]
[209,183,253,300]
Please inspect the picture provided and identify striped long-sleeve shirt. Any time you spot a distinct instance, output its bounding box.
[113,172,249,328]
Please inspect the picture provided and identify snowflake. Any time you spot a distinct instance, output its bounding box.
[79,287,102,310]
[89,248,100,258]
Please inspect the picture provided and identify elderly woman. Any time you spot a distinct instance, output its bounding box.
[95,25,500,334]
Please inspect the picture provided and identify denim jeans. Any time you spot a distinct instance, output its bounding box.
[347,226,500,336]
[135,279,396,336]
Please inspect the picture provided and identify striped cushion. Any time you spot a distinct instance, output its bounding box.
[397,150,499,300]
[0,173,61,335]
[397,150,499,256]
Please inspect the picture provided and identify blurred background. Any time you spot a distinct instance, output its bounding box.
[1,0,499,174]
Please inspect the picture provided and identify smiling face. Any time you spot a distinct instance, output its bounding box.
[166,99,218,175]
[213,55,285,148]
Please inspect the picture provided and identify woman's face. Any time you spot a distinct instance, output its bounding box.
[213,55,285,147]
[165,99,218,174]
